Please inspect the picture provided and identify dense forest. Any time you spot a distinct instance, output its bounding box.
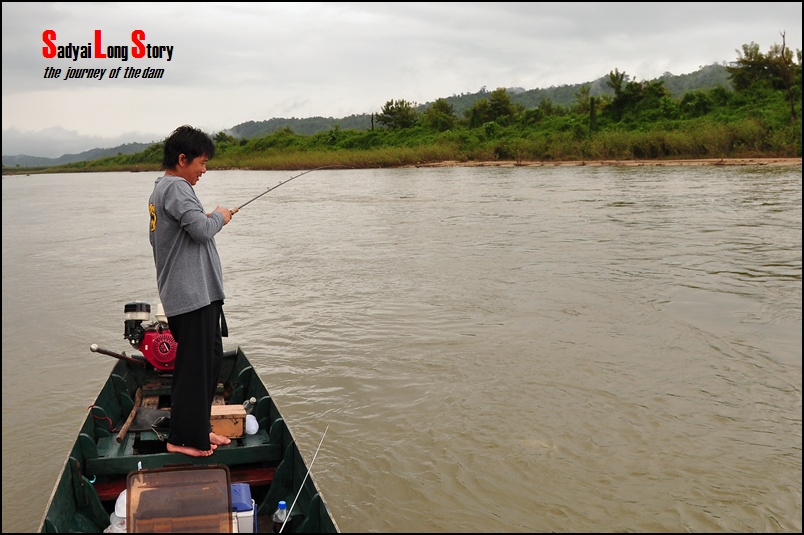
[6,37,801,174]
[225,62,734,140]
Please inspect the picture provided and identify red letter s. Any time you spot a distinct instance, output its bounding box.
[42,29,56,58]
[131,30,145,58]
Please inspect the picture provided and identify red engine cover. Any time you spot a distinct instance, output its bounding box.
[139,329,177,371]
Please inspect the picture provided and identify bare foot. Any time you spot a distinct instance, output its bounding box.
[210,432,231,445]
[166,442,214,457]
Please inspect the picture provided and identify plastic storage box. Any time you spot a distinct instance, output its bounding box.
[127,465,232,533]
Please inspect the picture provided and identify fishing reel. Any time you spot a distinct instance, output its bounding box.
[124,301,176,371]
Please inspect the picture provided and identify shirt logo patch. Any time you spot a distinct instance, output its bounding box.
[149,203,157,232]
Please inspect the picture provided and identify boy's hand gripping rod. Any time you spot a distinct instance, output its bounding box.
[230,166,338,214]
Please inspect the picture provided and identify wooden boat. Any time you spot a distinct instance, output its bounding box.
[39,302,339,533]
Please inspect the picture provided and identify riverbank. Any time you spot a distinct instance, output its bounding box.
[3,157,800,176]
[406,157,803,168]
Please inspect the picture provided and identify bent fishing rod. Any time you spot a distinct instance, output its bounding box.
[230,165,340,214]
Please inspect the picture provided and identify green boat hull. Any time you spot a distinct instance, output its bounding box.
[39,346,338,533]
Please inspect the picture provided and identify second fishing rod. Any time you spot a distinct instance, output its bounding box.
[230,166,339,215]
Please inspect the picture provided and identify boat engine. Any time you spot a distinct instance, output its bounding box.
[124,301,176,371]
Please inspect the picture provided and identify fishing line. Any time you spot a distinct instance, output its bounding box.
[231,166,340,214]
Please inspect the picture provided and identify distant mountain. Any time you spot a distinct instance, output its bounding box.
[4,64,733,166]
[2,141,156,168]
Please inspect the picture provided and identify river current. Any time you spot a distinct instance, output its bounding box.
[2,165,801,532]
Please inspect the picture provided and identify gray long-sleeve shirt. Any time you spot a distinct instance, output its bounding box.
[149,174,225,317]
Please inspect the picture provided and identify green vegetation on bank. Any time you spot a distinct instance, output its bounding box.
[6,38,801,174]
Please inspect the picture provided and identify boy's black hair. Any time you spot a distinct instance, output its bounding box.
[162,125,216,169]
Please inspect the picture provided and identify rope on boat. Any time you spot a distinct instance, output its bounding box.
[87,404,118,432]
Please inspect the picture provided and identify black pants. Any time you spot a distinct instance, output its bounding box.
[166,300,224,450]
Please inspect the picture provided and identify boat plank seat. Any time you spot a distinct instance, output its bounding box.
[92,465,277,502]
[140,395,160,409]
[86,429,281,476]
[138,383,226,410]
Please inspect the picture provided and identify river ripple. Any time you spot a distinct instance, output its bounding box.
[2,165,801,532]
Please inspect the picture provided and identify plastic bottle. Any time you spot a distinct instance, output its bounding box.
[103,489,127,533]
[243,396,257,414]
[272,500,288,533]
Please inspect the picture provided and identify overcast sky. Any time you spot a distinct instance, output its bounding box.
[3,2,802,158]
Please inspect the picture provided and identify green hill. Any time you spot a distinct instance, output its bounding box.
[2,142,154,168]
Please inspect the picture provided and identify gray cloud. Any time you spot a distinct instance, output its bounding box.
[3,2,801,158]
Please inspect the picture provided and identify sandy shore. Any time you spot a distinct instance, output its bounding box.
[406,157,802,168]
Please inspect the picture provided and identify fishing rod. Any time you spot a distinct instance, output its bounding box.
[279,425,329,533]
[231,166,339,214]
